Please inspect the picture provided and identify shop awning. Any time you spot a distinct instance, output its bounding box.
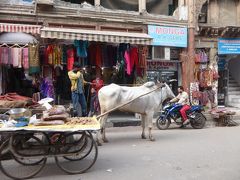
[0,23,41,34]
[41,27,153,45]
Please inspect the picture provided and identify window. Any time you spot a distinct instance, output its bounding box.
[153,46,165,59]
[101,0,138,12]
[146,0,178,16]
[62,0,94,5]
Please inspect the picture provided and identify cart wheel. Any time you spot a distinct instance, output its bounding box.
[12,134,47,166]
[60,131,91,161]
[56,131,86,155]
[0,134,47,180]
[55,132,98,174]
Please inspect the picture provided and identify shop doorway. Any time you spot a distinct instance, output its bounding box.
[218,55,240,107]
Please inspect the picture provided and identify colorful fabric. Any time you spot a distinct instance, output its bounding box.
[22,48,29,69]
[40,77,54,98]
[12,48,20,67]
[62,45,67,64]
[29,44,40,74]
[124,50,131,75]
[47,45,53,65]
[130,47,138,70]
[1,47,9,65]
[67,48,75,71]
[74,40,88,58]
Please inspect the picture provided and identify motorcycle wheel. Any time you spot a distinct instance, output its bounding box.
[190,112,206,129]
[156,116,171,130]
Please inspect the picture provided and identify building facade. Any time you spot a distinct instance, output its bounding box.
[0,0,189,102]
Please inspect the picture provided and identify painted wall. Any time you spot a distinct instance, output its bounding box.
[208,0,238,26]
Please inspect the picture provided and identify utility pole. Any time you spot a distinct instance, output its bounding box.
[183,0,195,92]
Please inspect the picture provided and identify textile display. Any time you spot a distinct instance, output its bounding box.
[28,44,40,74]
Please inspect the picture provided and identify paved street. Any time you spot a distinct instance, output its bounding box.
[1,125,240,180]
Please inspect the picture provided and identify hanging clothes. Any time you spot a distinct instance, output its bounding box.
[74,40,88,58]
[67,47,75,71]
[29,44,40,74]
[12,48,20,67]
[1,47,9,65]
[107,45,117,67]
[46,45,53,65]
[130,47,138,74]
[95,44,102,68]
[62,44,67,64]
[22,48,29,69]
[0,65,2,95]
[124,49,131,75]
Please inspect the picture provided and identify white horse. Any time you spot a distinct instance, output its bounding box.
[96,82,175,145]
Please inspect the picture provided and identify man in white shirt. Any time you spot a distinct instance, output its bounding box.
[170,86,191,125]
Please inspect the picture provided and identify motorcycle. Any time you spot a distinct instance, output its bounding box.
[156,103,206,130]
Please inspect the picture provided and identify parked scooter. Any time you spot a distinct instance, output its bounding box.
[156,103,206,130]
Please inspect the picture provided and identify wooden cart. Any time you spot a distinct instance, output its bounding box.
[0,122,100,180]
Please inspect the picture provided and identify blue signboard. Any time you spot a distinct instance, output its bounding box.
[148,25,188,47]
[218,38,240,54]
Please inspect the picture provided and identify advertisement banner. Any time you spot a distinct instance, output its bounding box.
[147,61,178,71]
[148,25,188,47]
[218,38,240,54]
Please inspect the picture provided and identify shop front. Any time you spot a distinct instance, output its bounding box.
[217,38,240,107]
[0,23,41,98]
[147,25,188,95]
[39,27,152,105]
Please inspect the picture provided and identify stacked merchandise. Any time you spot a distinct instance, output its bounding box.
[192,49,219,107]
[35,105,69,126]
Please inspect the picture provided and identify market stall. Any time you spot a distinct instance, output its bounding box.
[0,105,100,179]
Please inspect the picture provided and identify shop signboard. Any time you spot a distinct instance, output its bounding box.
[147,60,178,71]
[148,25,188,47]
[218,38,240,54]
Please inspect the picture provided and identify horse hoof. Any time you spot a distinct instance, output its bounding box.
[141,135,147,139]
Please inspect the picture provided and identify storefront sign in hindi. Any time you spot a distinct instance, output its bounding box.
[147,61,178,71]
[148,25,188,47]
[218,38,240,54]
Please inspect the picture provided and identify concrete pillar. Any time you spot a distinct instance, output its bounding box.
[95,0,100,6]
[209,48,218,106]
[209,0,219,25]
[139,0,146,13]
[237,0,240,25]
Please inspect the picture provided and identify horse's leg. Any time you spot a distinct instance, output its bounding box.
[147,112,155,141]
[141,114,146,139]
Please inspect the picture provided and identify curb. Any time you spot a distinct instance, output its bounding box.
[107,113,240,128]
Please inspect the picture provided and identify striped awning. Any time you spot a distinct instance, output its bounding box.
[41,27,153,45]
[0,23,41,34]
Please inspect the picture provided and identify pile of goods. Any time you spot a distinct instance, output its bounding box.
[34,105,69,126]
[66,117,97,126]
[0,93,38,108]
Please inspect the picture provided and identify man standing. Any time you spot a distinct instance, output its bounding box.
[68,62,88,117]
[89,76,104,116]
[170,86,190,125]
